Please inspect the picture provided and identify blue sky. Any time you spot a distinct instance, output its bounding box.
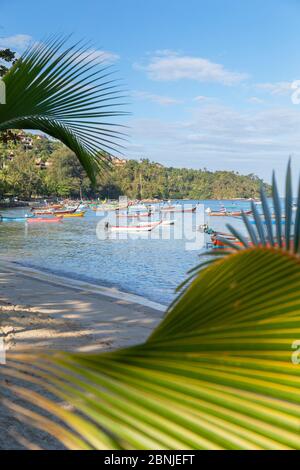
[1,0,300,186]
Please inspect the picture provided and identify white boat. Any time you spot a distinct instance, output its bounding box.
[117,211,152,218]
[109,221,161,232]
[128,204,147,211]
[161,219,176,226]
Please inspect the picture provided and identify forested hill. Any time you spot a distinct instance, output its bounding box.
[110,159,270,200]
[0,131,270,200]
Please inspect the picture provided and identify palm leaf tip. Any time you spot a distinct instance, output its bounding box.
[0,35,128,182]
[219,161,297,253]
[4,247,300,450]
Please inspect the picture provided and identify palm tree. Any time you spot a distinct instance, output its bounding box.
[0,36,127,183]
[3,163,300,449]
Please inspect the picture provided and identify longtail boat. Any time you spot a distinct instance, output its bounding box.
[200,225,248,249]
[93,204,128,212]
[160,206,196,213]
[177,206,197,213]
[208,210,252,217]
[161,219,175,226]
[108,221,161,232]
[27,217,63,224]
[56,211,85,218]
[159,206,176,212]
[32,209,53,215]
[0,215,34,222]
[117,212,152,218]
[211,233,245,248]
[53,207,78,215]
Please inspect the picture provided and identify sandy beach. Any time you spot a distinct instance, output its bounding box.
[0,260,165,449]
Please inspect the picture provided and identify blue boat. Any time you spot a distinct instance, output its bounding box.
[0,215,34,222]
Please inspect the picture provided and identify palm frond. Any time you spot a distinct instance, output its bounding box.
[4,247,300,449]
[209,162,296,255]
[0,36,127,182]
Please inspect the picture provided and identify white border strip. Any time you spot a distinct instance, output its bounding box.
[0,337,5,364]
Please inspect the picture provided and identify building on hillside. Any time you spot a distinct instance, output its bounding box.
[16,131,33,149]
[109,155,127,167]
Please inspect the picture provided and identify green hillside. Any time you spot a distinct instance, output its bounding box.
[0,131,270,200]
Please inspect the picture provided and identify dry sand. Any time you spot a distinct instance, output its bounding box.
[0,261,165,449]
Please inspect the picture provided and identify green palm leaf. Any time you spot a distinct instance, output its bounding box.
[208,162,294,255]
[0,36,127,182]
[4,246,300,449]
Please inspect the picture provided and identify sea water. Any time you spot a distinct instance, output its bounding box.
[0,200,254,306]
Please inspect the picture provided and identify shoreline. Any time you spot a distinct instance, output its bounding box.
[0,257,165,352]
[0,258,165,449]
[6,259,166,312]
[0,197,258,210]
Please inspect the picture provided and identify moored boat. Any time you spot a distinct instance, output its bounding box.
[160,206,196,213]
[230,210,252,217]
[207,210,252,217]
[0,215,34,222]
[200,224,249,248]
[32,209,54,215]
[159,206,176,212]
[107,221,161,232]
[93,204,128,212]
[27,217,63,224]
[56,211,85,218]
[178,207,196,213]
[53,208,78,215]
[161,219,175,226]
[117,212,152,218]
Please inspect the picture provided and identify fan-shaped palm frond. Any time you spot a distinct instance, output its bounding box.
[3,163,300,450]
[223,160,294,253]
[0,36,127,182]
[4,245,300,449]
[183,160,296,289]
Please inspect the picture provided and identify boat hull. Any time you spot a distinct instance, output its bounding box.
[27,217,63,224]
[117,212,151,218]
[1,216,33,222]
[160,206,196,213]
[208,210,252,217]
[109,221,161,232]
[55,212,85,218]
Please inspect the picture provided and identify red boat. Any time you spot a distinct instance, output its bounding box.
[27,217,63,224]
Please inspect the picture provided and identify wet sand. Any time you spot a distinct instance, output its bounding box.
[0,260,165,449]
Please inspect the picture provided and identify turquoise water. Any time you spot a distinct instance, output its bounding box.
[0,200,253,306]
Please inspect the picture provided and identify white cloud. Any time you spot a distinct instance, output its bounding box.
[0,36,119,65]
[194,95,208,102]
[194,95,216,103]
[248,96,264,104]
[134,51,248,85]
[256,81,293,96]
[127,104,300,184]
[0,34,32,51]
[132,90,182,105]
[78,48,119,65]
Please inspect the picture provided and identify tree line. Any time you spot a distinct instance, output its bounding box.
[0,132,270,200]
